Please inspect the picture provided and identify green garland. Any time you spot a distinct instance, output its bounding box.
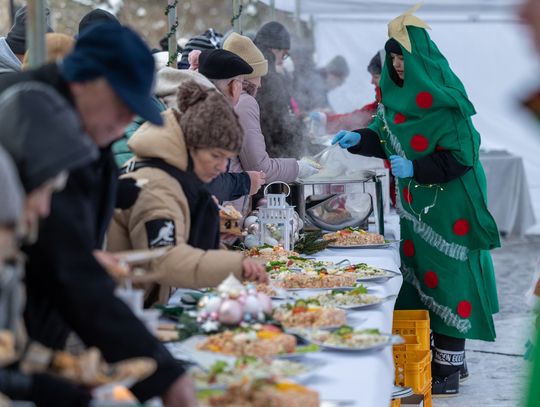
[231,4,243,30]
[165,0,179,67]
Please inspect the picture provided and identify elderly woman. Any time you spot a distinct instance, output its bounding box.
[332,10,499,396]
[107,81,267,305]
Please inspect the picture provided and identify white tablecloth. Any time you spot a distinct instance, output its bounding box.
[300,250,402,407]
[480,150,536,236]
[167,248,402,407]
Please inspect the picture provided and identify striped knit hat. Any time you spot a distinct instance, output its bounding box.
[179,29,222,69]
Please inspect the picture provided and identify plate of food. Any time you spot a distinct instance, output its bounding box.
[272,300,347,329]
[299,325,401,352]
[271,271,357,291]
[311,287,396,310]
[196,378,320,407]
[265,256,333,275]
[184,324,321,362]
[339,263,401,282]
[251,283,296,300]
[190,357,323,390]
[323,228,398,248]
[245,245,300,261]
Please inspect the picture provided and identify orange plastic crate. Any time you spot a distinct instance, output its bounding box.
[419,382,432,407]
[423,388,432,407]
[390,398,401,407]
[392,310,430,351]
[393,349,432,393]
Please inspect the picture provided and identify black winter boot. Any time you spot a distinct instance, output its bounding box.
[431,333,465,397]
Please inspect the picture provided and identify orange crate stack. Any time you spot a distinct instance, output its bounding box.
[391,310,432,406]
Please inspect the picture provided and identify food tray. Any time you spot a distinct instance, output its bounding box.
[337,295,397,310]
[327,240,400,249]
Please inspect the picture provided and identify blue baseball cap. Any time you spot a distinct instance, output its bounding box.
[62,22,162,125]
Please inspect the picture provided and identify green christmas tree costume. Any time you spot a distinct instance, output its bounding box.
[369,22,500,341]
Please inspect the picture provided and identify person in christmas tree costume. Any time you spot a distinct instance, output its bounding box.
[332,7,500,396]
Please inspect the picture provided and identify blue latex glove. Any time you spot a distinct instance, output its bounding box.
[331,130,361,148]
[389,155,414,178]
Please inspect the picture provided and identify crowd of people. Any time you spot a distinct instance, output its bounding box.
[2,1,540,406]
[0,5,352,406]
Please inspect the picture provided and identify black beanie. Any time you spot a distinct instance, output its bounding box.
[78,9,119,34]
[198,49,253,80]
[6,6,54,55]
[254,21,290,50]
[385,38,403,56]
[367,51,382,75]
[0,82,97,192]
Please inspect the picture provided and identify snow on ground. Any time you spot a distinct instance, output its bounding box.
[434,235,540,407]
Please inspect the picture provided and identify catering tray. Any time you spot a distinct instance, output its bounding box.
[297,330,403,353]
[326,239,400,249]
[336,295,397,310]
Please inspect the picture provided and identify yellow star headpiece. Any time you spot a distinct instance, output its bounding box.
[387,3,431,53]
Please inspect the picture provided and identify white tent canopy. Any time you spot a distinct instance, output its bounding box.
[260,0,540,233]
[262,0,519,16]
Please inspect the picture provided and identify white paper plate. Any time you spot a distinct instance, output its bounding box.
[114,247,169,265]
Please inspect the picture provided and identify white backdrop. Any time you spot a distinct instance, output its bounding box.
[311,14,540,233]
[259,0,540,233]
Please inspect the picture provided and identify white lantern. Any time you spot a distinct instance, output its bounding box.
[258,182,295,251]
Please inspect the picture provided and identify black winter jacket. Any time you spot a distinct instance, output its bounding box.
[255,48,305,159]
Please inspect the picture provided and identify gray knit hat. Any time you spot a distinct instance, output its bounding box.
[254,21,290,50]
[0,82,98,192]
[0,146,23,226]
[325,55,349,78]
[177,80,243,153]
[6,6,54,55]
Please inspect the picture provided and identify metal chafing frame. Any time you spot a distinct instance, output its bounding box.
[292,173,385,235]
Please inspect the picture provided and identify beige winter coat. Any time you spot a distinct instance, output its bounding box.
[107,109,244,304]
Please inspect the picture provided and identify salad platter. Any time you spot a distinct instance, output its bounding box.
[190,357,323,390]
[297,325,402,352]
[304,286,395,310]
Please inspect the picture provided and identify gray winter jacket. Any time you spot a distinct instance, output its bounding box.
[230,91,298,182]
[0,38,21,77]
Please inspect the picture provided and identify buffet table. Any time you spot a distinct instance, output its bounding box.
[304,247,402,406]
[167,244,402,407]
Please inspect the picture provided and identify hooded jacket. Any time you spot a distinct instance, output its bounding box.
[107,109,244,304]
[0,81,98,191]
[0,37,22,76]
[255,47,305,158]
